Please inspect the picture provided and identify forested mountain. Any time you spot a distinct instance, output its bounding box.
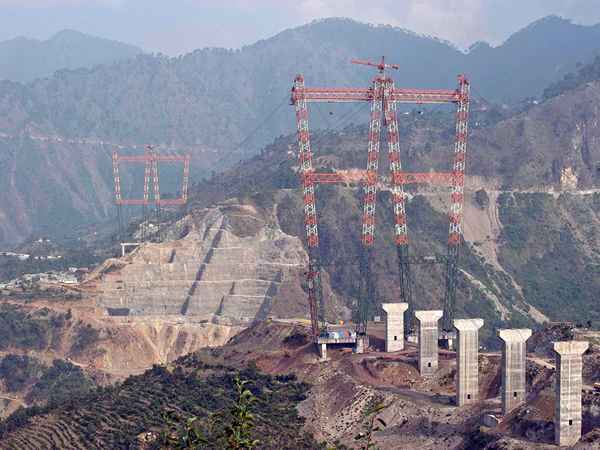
[2,17,600,150]
[0,30,142,83]
[179,77,600,336]
[0,16,600,246]
[466,15,600,101]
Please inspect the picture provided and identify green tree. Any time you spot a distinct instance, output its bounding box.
[158,374,259,450]
[223,375,260,450]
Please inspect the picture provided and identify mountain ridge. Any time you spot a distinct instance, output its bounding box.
[0,29,143,83]
[0,16,600,246]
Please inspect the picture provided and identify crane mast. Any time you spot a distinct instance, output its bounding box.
[291,58,470,346]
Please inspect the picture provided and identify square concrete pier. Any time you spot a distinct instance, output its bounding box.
[553,341,589,447]
[382,303,408,352]
[454,318,484,406]
[498,328,531,415]
[415,310,443,377]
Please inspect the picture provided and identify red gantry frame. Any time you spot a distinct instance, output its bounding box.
[291,57,470,339]
[112,146,191,242]
[112,147,190,206]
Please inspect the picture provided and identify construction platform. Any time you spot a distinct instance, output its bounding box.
[317,336,357,345]
[316,327,368,360]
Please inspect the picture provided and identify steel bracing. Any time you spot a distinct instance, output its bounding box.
[112,146,191,243]
[291,57,470,339]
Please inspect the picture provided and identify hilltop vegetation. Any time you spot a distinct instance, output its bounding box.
[1,16,600,246]
[543,55,600,100]
[0,302,106,361]
[0,356,95,406]
[0,303,69,352]
[0,360,319,449]
[26,359,96,406]
[0,355,46,393]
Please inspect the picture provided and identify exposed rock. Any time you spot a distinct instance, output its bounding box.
[561,166,579,190]
[94,202,309,324]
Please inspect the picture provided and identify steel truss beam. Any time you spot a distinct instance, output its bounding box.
[291,88,460,104]
[291,67,469,340]
[303,170,457,187]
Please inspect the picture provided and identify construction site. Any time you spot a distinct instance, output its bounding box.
[283,57,597,447]
[44,57,592,448]
[1,48,599,449]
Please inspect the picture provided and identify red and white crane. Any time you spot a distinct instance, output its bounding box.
[291,57,470,340]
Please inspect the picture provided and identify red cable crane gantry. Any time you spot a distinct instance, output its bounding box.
[291,56,470,342]
[112,145,191,243]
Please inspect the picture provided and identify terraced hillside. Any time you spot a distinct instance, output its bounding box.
[2,320,598,449]
[92,201,339,323]
[0,358,319,449]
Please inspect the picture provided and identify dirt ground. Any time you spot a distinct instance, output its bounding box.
[195,320,600,449]
[2,297,599,449]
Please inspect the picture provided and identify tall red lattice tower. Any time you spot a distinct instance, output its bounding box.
[291,57,470,339]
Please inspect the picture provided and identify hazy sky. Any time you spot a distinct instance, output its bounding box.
[1,0,600,55]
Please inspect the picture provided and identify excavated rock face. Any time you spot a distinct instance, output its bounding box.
[95,202,308,323]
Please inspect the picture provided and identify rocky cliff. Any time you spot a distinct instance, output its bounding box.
[92,201,348,324]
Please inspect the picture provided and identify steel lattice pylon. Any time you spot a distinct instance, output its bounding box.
[443,75,470,331]
[291,57,470,340]
[112,147,191,243]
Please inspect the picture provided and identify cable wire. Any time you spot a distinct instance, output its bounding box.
[232,94,290,152]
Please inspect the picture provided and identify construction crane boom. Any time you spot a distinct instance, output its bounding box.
[351,56,399,73]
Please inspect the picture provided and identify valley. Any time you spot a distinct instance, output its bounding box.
[0,10,599,449]
[0,320,598,449]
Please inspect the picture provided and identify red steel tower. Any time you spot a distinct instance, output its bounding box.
[291,57,470,339]
[112,146,191,242]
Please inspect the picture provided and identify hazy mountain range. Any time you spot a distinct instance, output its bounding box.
[0,15,599,246]
[0,29,142,83]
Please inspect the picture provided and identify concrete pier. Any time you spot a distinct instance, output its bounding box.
[498,329,532,415]
[355,335,368,354]
[382,303,408,352]
[415,310,443,377]
[553,341,589,447]
[454,318,484,406]
[318,342,327,361]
